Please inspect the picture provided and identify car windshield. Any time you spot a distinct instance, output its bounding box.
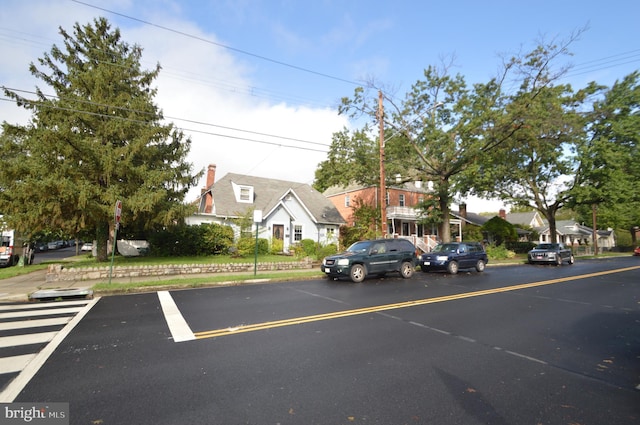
[535,243,558,249]
[432,243,459,253]
[346,241,373,253]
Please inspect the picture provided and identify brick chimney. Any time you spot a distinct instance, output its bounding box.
[459,203,467,218]
[499,209,506,220]
[204,164,216,214]
[206,164,216,188]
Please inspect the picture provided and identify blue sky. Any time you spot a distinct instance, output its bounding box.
[1,0,638,212]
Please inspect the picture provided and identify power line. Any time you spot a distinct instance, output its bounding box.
[0,96,329,154]
[71,0,361,87]
[0,27,339,111]
[2,87,331,149]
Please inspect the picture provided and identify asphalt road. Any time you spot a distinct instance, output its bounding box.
[13,256,640,424]
[32,246,82,264]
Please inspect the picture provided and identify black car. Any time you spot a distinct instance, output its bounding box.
[322,238,418,283]
[420,242,488,274]
[527,243,574,265]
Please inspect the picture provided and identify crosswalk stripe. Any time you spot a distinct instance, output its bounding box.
[0,354,37,374]
[0,307,84,320]
[0,331,58,348]
[158,291,195,342]
[0,300,90,311]
[0,317,71,331]
[0,297,101,402]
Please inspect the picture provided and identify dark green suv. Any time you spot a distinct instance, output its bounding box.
[322,238,418,283]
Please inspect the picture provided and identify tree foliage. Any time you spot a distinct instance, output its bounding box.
[570,71,640,243]
[0,18,200,260]
[468,33,601,243]
[481,216,517,245]
[317,64,510,242]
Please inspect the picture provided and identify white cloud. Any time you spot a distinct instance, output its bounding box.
[1,1,349,203]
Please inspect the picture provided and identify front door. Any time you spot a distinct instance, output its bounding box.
[272,225,284,241]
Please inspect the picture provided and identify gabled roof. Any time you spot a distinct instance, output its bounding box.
[451,210,490,227]
[323,181,431,197]
[202,173,344,225]
[506,212,543,228]
[538,220,593,237]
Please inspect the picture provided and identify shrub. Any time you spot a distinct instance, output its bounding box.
[202,223,235,254]
[236,237,269,257]
[270,238,284,254]
[299,239,317,256]
[317,243,338,259]
[485,244,516,260]
[505,241,537,254]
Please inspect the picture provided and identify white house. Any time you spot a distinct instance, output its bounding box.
[505,210,616,251]
[187,165,344,253]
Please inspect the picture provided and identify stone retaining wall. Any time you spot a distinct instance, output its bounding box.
[46,259,315,282]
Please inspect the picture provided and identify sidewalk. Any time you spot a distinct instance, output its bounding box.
[0,269,50,302]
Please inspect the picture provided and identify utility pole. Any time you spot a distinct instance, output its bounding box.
[592,203,598,255]
[378,90,386,238]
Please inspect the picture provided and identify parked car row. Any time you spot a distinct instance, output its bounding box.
[36,240,82,252]
[321,239,490,283]
[322,238,576,283]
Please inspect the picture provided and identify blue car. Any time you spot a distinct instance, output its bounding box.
[421,242,488,274]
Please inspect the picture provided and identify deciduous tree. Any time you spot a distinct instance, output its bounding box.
[570,71,640,244]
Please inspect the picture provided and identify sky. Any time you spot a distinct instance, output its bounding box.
[1,0,639,213]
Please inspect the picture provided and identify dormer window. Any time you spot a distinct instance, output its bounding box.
[232,182,254,203]
[240,187,251,201]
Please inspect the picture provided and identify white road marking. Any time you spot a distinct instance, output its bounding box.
[0,296,101,403]
[158,291,195,342]
[0,316,71,331]
[0,300,91,311]
[0,354,37,374]
[0,332,57,348]
[0,307,84,319]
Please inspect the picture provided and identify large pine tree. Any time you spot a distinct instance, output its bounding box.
[0,17,200,261]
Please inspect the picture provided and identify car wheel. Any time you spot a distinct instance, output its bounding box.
[475,260,486,272]
[350,264,366,283]
[556,256,563,266]
[400,261,414,279]
[447,261,459,274]
[568,255,575,265]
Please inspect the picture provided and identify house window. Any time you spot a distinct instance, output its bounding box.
[399,194,405,207]
[239,187,251,202]
[345,195,350,207]
[294,225,303,241]
[326,227,335,240]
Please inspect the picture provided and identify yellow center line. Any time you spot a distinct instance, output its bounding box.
[194,266,640,340]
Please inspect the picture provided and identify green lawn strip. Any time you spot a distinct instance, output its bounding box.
[91,269,326,294]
